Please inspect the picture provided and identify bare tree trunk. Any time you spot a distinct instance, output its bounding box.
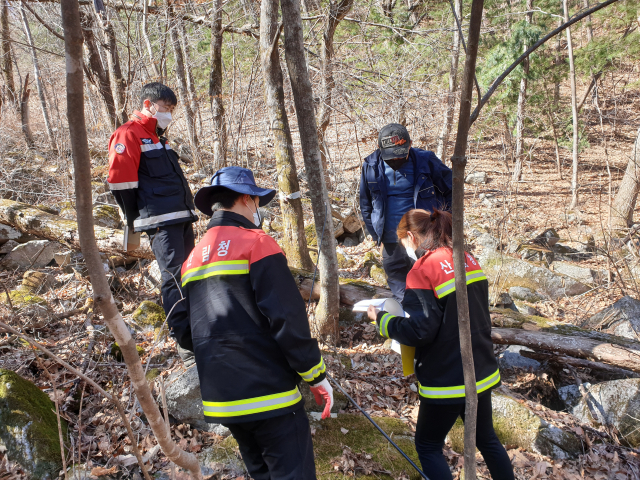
[281,0,340,338]
[316,0,354,190]
[436,0,461,163]
[209,0,226,171]
[20,1,55,149]
[1,0,16,104]
[553,18,562,105]
[449,0,484,477]
[169,12,200,166]
[611,126,640,229]
[180,22,202,134]
[99,12,127,126]
[20,73,34,147]
[60,0,203,477]
[260,0,314,271]
[512,0,533,182]
[142,0,160,78]
[80,10,117,131]
[564,0,580,210]
[583,0,593,42]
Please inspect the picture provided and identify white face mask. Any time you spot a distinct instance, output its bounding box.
[153,111,172,130]
[405,246,418,261]
[246,199,262,227]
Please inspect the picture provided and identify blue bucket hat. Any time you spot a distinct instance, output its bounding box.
[194,166,276,217]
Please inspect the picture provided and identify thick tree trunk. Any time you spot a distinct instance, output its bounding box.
[491,328,640,373]
[209,0,226,172]
[512,0,533,182]
[260,0,313,271]
[20,2,55,149]
[1,1,16,104]
[281,0,340,338]
[169,13,200,167]
[435,0,461,163]
[20,73,34,147]
[99,12,127,126]
[80,10,117,131]
[564,0,580,210]
[449,0,484,476]
[611,126,640,229]
[59,1,203,477]
[142,0,160,79]
[316,0,354,190]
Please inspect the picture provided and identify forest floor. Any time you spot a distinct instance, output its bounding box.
[2,81,640,479]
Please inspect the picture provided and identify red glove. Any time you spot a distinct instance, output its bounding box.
[309,378,334,419]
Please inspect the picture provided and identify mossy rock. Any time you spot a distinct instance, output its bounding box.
[58,201,76,220]
[448,391,581,459]
[145,368,161,383]
[1,289,47,307]
[0,369,68,479]
[22,271,56,293]
[305,224,318,246]
[336,253,353,269]
[489,307,556,329]
[92,204,121,229]
[132,301,167,339]
[313,414,422,479]
[370,265,388,285]
[34,204,60,215]
[363,251,381,272]
[110,343,145,362]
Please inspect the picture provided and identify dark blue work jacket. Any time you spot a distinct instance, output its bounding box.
[359,148,453,244]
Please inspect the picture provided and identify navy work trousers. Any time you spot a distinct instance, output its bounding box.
[224,408,317,480]
[381,242,413,303]
[415,393,514,480]
[149,222,195,347]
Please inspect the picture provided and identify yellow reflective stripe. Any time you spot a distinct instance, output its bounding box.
[182,260,249,286]
[379,312,393,338]
[418,369,501,399]
[298,357,326,382]
[202,387,302,418]
[434,269,487,298]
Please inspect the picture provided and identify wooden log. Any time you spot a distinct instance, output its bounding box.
[491,327,640,373]
[0,199,153,260]
[519,350,640,378]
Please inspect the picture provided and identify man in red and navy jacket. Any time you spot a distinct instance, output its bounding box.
[180,167,333,479]
[107,83,197,359]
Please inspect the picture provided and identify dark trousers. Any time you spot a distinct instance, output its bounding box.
[149,222,195,346]
[415,394,514,480]
[382,242,413,303]
[224,409,317,480]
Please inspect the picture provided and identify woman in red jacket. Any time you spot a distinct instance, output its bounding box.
[368,209,514,480]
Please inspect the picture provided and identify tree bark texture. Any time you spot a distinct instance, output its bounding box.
[316,0,354,190]
[611,126,640,228]
[142,0,160,78]
[260,0,313,271]
[281,0,340,338]
[59,0,203,477]
[491,328,640,373]
[449,0,484,476]
[80,10,117,131]
[169,13,200,167]
[180,22,202,134]
[209,0,226,171]
[1,0,15,104]
[564,0,580,210]
[435,0,461,163]
[20,73,34,147]
[100,12,127,126]
[512,0,533,182]
[20,1,55,148]
[583,0,593,42]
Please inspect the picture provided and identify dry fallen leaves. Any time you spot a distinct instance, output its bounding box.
[90,465,118,477]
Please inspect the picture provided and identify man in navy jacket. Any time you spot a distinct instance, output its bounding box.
[359,124,452,302]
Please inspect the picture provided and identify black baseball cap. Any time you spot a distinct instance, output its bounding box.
[378,123,411,161]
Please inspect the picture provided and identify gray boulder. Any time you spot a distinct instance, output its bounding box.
[580,296,640,341]
[553,261,606,285]
[0,223,21,245]
[558,384,590,411]
[0,369,68,479]
[93,204,122,229]
[477,233,500,251]
[508,286,542,303]
[0,239,19,254]
[343,236,360,247]
[572,378,640,447]
[0,240,57,270]
[498,346,541,370]
[465,171,488,185]
[478,249,590,300]
[449,391,582,459]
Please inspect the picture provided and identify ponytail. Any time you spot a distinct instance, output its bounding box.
[397,208,453,251]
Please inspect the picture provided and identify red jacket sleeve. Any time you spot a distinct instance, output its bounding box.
[107,125,140,226]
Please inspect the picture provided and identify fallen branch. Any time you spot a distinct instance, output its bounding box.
[520,350,640,378]
[491,327,640,373]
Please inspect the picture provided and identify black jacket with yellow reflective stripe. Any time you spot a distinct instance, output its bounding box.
[375,247,500,404]
[180,211,326,423]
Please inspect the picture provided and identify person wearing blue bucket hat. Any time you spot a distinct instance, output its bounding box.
[178,166,334,479]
